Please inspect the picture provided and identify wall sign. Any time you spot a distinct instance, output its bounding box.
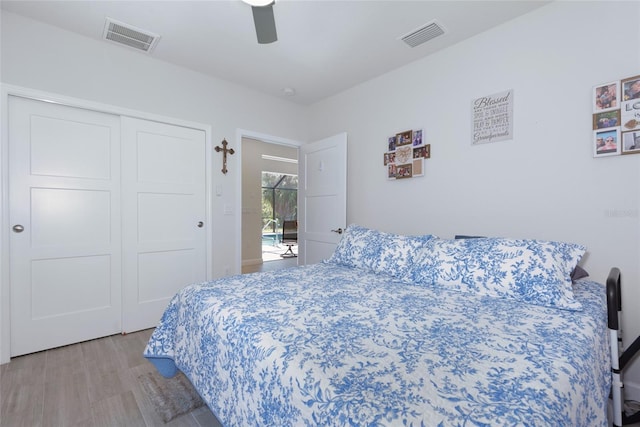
[471,89,514,145]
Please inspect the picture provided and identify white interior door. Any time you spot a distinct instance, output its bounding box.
[298,133,347,265]
[121,117,207,332]
[9,96,122,356]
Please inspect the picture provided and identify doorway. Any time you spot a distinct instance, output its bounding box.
[260,171,298,262]
[240,136,299,274]
[235,130,346,274]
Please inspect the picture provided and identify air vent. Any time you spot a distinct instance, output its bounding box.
[102,18,160,53]
[400,20,446,48]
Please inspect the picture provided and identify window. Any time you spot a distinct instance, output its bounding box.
[262,172,297,234]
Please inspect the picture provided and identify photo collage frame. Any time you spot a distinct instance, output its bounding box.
[383,129,430,180]
[593,75,640,157]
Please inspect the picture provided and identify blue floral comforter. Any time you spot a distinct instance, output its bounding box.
[144,262,611,426]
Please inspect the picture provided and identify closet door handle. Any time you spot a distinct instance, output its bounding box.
[331,228,343,235]
[197,221,204,228]
[12,224,24,233]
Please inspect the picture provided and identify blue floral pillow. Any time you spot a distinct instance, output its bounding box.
[403,237,586,310]
[327,224,435,279]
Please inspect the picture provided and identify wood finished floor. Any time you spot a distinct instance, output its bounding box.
[0,329,222,427]
[241,256,298,274]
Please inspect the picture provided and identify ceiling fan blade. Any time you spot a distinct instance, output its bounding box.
[251,3,277,44]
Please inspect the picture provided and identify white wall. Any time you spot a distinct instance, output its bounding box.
[307,1,640,395]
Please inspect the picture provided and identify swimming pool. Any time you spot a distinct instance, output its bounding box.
[262,232,282,246]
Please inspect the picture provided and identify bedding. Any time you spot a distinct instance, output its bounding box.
[144,261,611,426]
[402,237,586,310]
[453,234,590,282]
[327,224,435,279]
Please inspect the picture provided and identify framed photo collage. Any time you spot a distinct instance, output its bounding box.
[593,75,640,158]
[383,129,430,180]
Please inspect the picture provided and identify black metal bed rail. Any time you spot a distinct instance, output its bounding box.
[606,267,640,426]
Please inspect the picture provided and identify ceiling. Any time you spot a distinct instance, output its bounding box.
[1,0,549,105]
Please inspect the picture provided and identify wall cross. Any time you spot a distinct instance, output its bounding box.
[214,138,235,174]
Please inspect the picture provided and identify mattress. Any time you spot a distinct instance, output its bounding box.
[144,261,610,426]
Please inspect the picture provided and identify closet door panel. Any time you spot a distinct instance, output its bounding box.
[137,132,200,185]
[30,188,111,248]
[29,114,111,179]
[137,250,196,303]
[31,255,112,319]
[121,117,207,332]
[9,96,121,357]
[137,193,194,246]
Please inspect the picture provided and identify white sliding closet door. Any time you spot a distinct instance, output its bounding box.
[9,96,122,356]
[121,117,207,332]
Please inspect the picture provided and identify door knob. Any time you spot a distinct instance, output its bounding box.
[331,228,343,234]
[197,221,204,228]
[12,224,24,233]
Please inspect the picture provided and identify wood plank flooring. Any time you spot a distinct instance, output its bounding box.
[242,257,298,274]
[0,329,221,427]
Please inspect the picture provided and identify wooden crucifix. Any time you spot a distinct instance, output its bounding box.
[214,138,235,174]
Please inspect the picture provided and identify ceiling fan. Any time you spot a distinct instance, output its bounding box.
[243,0,278,44]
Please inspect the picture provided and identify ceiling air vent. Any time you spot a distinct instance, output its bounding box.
[400,20,446,48]
[102,18,160,53]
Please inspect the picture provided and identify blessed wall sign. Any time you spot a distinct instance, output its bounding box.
[471,89,514,145]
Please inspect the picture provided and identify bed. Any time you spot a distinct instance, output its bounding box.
[144,225,612,426]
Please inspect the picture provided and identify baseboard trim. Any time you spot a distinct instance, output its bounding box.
[242,258,263,267]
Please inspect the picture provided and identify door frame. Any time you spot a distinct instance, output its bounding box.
[234,129,302,275]
[0,84,214,364]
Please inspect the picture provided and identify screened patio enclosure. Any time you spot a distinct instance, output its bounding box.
[261,172,298,250]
